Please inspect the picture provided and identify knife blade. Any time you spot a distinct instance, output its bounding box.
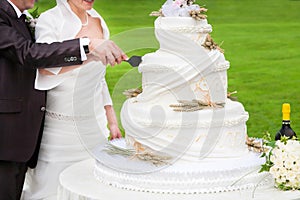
[125,56,142,67]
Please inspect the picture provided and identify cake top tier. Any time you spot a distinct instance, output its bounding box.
[151,0,207,20]
[155,17,211,33]
[152,1,211,34]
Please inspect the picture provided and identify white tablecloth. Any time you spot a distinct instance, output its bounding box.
[58,159,300,200]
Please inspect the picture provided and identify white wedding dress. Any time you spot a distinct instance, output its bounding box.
[22,1,111,200]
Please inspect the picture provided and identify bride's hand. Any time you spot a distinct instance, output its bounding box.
[109,124,122,140]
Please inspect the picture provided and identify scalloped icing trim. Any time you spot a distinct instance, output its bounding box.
[139,60,230,73]
[131,112,249,128]
[169,25,212,33]
[94,163,273,194]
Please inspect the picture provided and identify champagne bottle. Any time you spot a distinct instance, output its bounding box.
[275,103,297,140]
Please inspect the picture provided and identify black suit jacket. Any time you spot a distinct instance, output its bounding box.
[0,0,83,167]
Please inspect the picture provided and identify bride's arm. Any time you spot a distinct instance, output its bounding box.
[101,79,122,140]
[105,105,122,140]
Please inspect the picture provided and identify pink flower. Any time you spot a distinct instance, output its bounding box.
[174,0,185,7]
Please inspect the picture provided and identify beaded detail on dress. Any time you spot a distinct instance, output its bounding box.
[45,110,91,121]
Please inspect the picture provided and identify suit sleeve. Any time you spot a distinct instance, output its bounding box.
[0,15,82,69]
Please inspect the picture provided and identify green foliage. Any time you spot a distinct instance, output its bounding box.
[33,0,300,138]
[29,6,39,18]
[259,131,274,173]
[259,159,273,173]
[277,182,296,191]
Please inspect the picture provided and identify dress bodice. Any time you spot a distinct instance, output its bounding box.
[44,61,107,116]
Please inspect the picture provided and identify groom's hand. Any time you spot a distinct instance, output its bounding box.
[89,39,127,66]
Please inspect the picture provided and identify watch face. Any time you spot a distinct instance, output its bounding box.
[84,45,89,54]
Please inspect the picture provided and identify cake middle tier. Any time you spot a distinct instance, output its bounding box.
[121,99,249,162]
[137,49,229,105]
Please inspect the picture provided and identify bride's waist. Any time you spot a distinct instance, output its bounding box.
[45,110,92,121]
[45,109,105,122]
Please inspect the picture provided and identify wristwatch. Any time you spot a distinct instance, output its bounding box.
[82,37,90,54]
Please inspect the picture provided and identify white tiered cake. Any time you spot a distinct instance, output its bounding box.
[94,0,272,194]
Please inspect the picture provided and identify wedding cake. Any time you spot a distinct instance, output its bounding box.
[94,0,272,194]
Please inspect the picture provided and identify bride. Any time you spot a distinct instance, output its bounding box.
[22,0,122,199]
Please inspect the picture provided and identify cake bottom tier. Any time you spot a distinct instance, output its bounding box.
[93,140,271,195]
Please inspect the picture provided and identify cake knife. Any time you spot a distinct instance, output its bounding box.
[125,56,142,67]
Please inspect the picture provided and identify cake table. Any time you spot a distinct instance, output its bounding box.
[58,159,300,200]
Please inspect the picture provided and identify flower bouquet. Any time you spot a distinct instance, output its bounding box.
[260,134,300,191]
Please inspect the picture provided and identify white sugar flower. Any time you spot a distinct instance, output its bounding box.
[291,162,300,172]
[280,151,288,161]
[161,0,204,17]
[285,140,298,152]
[279,167,288,176]
[277,175,287,184]
[162,3,181,17]
[276,140,286,149]
[270,166,281,179]
[272,157,284,167]
[286,170,297,181]
[178,8,191,17]
[285,159,295,169]
[188,4,201,11]
[271,148,281,157]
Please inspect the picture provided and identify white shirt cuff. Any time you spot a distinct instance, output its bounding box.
[44,67,62,75]
[79,37,90,61]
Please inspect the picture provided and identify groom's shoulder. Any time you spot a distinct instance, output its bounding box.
[0,0,15,20]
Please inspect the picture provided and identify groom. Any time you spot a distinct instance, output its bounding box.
[0,0,126,199]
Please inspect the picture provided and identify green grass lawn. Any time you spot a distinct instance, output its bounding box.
[34,0,300,139]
